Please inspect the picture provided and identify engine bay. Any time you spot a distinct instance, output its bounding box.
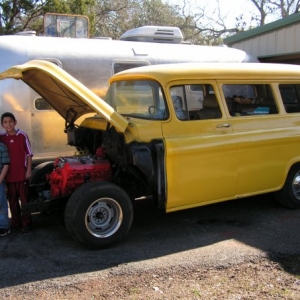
[48,152,112,198]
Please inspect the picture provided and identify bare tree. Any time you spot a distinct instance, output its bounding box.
[249,0,271,26]
[169,0,240,45]
[269,0,300,17]
[3,0,299,46]
[248,0,300,26]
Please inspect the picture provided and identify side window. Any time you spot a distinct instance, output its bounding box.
[279,84,300,113]
[170,86,189,120]
[170,84,221,120]
[222,84,278,116]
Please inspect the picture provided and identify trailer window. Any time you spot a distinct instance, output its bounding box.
[35,97,54,110]
[113,62,150,74]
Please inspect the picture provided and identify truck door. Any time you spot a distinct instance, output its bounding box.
[221,83,285,195]
[162,81,238,212]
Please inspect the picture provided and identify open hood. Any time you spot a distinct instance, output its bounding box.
[0,60,128,132]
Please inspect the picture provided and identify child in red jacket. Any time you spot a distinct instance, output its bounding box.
[0,112,33,232]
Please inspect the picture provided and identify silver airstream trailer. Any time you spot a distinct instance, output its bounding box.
[0,24,257,165]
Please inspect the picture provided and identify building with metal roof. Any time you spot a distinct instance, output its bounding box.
[223,12,300,64]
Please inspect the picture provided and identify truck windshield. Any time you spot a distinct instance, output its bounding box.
[104,80,168,120]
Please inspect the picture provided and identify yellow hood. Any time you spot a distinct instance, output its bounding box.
[0,60,128,132]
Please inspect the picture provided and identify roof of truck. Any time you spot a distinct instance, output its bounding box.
[111,62,300,83]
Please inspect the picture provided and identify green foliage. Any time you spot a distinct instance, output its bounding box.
[0,0,40,34]
[0,0,297,44]
[92,0,184,39]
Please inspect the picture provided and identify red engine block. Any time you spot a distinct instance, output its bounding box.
[48,152,112,198]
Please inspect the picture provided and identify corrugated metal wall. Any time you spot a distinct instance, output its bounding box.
[224,18,300,65]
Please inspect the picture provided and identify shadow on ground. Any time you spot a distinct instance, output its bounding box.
[0,193,299,288]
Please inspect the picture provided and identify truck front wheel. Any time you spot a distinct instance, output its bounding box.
[275,164,300,209]
[65,181,133,249]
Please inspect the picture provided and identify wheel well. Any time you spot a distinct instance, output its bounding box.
[281,161,300,189]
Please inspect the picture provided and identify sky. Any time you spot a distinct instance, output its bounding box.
[164,0,277,28]
[201,0,254,28]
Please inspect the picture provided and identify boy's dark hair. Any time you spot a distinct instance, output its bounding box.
[1,112,16,124]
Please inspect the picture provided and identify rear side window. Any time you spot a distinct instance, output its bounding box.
[222,84,278,116]
[279,84,300,113]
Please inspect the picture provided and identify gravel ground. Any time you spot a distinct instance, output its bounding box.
[0,195,300,299]
[1,256,300,299]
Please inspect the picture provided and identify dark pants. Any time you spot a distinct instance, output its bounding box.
[6,181,31,228]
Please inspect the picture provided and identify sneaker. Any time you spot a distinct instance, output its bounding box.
[0,228,11,237]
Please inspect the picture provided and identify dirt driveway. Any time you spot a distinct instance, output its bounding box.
[0,194,299,299]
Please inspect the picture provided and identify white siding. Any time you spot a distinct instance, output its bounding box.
[229,23,300,58]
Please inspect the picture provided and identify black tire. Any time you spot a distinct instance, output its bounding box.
[275,164,300,209]
[64,181,133,249]
[30,161,54,185]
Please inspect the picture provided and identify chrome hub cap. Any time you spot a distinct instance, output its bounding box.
[292,171,300,200]
[85,198,123,238]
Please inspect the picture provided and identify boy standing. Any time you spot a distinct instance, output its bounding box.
[0,141,10,236]
[0,112,33,232]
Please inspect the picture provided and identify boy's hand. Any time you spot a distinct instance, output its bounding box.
[25,169,32,180]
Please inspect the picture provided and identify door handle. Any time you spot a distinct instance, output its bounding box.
[217,123,231,128]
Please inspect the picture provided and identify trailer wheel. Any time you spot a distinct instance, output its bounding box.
[65,181,133,249]
[30,161,54,184]
[275,164,300,209]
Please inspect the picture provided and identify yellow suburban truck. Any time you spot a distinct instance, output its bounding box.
[0,60,300,248]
